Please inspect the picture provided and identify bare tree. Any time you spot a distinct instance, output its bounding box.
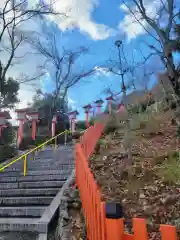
[0,0,65,91]
[107,42,134,80]
[0,0,62,42]
[121,0,180,94]
[28,24,97,119]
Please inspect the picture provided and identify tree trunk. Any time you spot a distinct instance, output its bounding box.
[163,43,180,97]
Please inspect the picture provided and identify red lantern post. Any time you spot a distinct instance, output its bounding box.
[83,104,92,128]
[52,115,57,137]
[94,99,104,114]
[0,112,11,136]
[68,111,79,133]
[118,103,125,112]
[106,96,113,114]
[26,112,39,141]
[15,108,29,147]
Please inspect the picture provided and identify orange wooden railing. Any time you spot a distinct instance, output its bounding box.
[75,122,178,240]
[80,122,104,160]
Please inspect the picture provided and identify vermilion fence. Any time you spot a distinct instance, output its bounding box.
[75,122,178,240]
[80,122,104,159]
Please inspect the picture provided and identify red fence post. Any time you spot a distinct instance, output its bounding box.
[104,202,124,240]
[100,202,106,240]
[160,225,177,240]
[133,218,148,240]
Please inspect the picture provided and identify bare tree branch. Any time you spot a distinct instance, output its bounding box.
[27,22,97,117]
[121,0,162,43]
[0,0,67,90]
[121,0,179,95]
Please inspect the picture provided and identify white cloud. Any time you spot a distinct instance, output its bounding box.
[48,0,115,40]
[68,97,77,109]
[119,0,164,41]
[1,0,115,40]
[94,66,111,77]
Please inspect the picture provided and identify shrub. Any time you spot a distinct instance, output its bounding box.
[0,122,17,162]
[19,135,48,150]
[94,139,106,153]
[89,118,95,126]
[76,120,86,130]
[19,131,72,150]
[104,124,117,135]
[0,145,17,162]
[157,155,180,184]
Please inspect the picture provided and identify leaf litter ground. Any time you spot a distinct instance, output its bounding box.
[89,111,180,240]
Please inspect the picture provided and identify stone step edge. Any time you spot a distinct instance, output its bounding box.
[0,175,68,182]
[0,170,72,176]
[0,188,59,197]
[0,206,45,217]
[0,218,47,233]
[0,180,65,189]
[0,196,53,205]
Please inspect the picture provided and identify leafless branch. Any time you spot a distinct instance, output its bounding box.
[27,22,97,116]
[121,0,161,43]
[0,0,67,85]
[121,0,179,93]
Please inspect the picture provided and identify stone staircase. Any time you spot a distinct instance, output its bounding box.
[0,145,74,240]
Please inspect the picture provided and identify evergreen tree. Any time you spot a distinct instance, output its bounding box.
[0,77,19,109]
[0,76,19,160]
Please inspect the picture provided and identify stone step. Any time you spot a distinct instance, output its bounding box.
[29,158,73,164]
[0,174,68,182]
[0,218,47,233]
[36,150,73,157]
[19,180,65,189]
[0,146,74,237]
[3,164,73,172]
[13,161,74,168]
[0,231,38,240]
[25,165,74,171]
[0,188,59,197]
[0,169,72,176]
[0,206,45,217]
[13,156,73,164]
[0,180,65,189]
[0,196,53,206]
[25,162,74,168]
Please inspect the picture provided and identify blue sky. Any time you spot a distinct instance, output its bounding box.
[24,0,180,120]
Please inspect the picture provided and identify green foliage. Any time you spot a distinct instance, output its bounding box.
[0,122,15,145]
[32,91,69,126]
[89,118,95,126]
[19,131,71,150]
[104,124,117,135]
[0,145,17,162]
[0,77,19,109]
[32,92,68,113]
[0,122,17,161]
[21,91,70,146]
[0,76,19,161]
[95,139,106,153]
[103,113,122,135]
[19,135,48,150]
[157,155,180,184]
[76,119,94,131]
[76,120,86,130]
